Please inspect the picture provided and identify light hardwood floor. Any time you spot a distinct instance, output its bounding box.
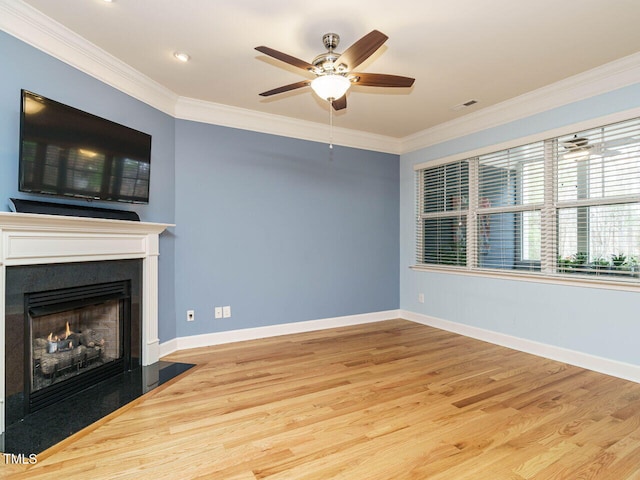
[4,319,640,479]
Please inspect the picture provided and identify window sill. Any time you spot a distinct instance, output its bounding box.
[409,264,640,292]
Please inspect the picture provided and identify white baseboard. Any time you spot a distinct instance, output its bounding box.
[159,308,640,384]
[159,309,401,358]
[400,309,640,384]
[159,338,178,359]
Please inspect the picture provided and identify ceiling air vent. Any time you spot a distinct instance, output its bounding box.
[451,99,478,111]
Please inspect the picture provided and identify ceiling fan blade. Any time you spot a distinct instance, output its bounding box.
[350,72,415,88]
[259,80,311,97]
[255,46,315,72]
[332,96,347,111]
[337,30,388,71]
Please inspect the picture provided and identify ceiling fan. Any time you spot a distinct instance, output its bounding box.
[562,135,591,151]
[255,30,415,111]
[562,135,594,160]
[561,134,630,160]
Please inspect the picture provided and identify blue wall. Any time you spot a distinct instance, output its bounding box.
[0,31,177,340]
[400,83,640,365]
[11,17,639,365]
[0,31,400,343]
[174,120,399,336]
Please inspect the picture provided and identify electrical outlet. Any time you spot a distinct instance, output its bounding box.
[223,305,231,318]
[214,307,223,319]
[187,309,195,321]
[418,293,425,304]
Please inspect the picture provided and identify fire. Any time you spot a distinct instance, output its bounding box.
[46,322,73,345]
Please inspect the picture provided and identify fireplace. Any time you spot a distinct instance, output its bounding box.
[5,260,142,427]
[27,281,132,413]
[0,212,171,440]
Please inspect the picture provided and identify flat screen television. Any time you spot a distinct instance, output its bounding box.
[19,90,151,204]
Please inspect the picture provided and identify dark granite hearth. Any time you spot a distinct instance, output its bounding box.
[1,361,194,455]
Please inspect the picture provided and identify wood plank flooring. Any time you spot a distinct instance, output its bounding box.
[4,319,640,479]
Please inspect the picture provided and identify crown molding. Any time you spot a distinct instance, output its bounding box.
[0,0,400,153]
[401,51,640,154]
[0,0,178,115]
[2,0,638,156]
[174,97,402,154]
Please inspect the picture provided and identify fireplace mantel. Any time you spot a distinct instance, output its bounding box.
[0,211,173,434]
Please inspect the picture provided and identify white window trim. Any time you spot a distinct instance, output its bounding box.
[409,264,640,293]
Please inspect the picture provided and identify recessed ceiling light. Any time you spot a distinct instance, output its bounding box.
[173,52,190,63]
[103,0,114,3]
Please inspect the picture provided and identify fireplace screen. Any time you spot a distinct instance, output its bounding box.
[31,299,122,393]
[24,280,131,413]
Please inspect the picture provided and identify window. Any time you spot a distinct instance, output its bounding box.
[415,116,640,282]
[477,142,545,271]
[416,161,468,266]
[555,119,640,277]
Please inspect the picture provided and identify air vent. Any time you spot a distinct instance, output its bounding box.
[451,99,479,111]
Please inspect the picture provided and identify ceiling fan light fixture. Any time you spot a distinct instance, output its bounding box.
[256,30,414,111]
[310,75,351,101]
[562,135,592,160]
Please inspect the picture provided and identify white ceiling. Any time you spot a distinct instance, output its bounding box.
[11,0,640,142]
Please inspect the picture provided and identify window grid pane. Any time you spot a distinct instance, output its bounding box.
[422,216,467,266]
[417,161,469,266]
[557,204,640,277]
[478,143,545,209]
[477,211,541,271]
[421,162,469,214]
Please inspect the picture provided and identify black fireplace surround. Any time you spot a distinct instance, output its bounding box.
[3,259,194,455]
[5,259,142,428]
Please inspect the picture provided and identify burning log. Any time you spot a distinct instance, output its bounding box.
[33,324,106,378]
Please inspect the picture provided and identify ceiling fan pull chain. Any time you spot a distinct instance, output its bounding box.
[329,103,334,150]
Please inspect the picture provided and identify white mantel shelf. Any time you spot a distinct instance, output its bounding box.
[0,211,173,434]
[0,211,171,234]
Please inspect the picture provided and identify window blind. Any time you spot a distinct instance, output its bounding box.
[415,116,640,282]
[477,142,545,271]
[416,161,469,266]
[556,119,640,278]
